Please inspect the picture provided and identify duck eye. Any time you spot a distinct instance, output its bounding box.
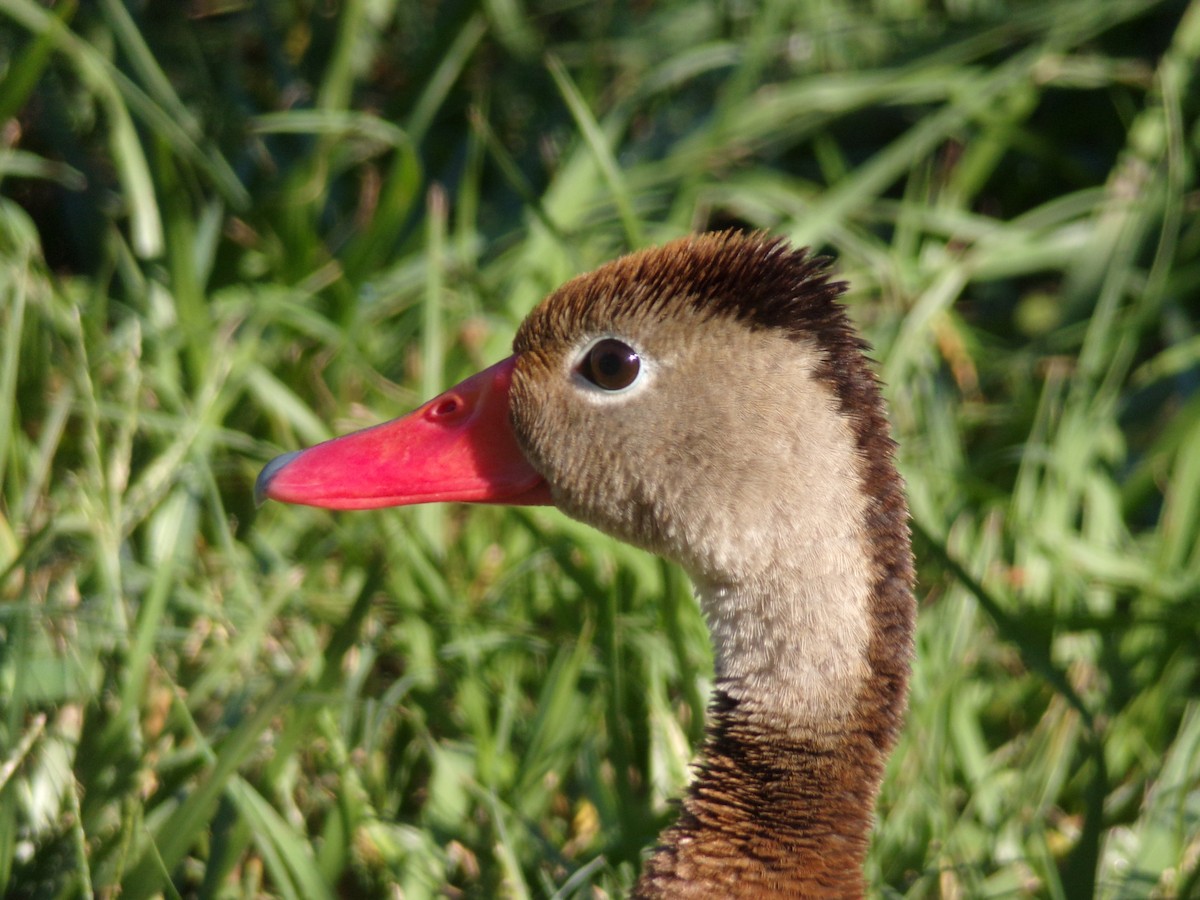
[580,338,641,391]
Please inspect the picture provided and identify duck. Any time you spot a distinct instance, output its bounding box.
[256,231,916,898]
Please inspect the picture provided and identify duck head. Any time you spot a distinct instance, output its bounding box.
[258,232,871,585]
[257,231,915,895]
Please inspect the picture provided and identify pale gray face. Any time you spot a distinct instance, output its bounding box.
[510,309,862,584]
[509,306,746,572]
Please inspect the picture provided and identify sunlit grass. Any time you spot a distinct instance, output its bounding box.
[1,0,1198,897]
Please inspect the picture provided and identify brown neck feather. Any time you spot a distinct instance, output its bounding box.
[634,691,882,898]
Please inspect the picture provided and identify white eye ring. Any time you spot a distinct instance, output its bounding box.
[572,336,651,397]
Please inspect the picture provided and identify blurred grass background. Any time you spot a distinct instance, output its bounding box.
[1,0,1198,897]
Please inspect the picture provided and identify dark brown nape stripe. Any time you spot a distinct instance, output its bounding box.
[807,250,916,763]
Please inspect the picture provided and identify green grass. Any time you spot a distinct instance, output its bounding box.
[1,0,1198,897]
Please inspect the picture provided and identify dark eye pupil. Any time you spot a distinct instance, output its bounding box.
[583,339,640,390]
[596,353,622,378]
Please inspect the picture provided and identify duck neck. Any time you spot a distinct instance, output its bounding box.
[634,578,887,898]
[637,473,913,897]
[697,562,874,730]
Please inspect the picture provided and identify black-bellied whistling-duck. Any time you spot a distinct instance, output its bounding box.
[257,232,915,898]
